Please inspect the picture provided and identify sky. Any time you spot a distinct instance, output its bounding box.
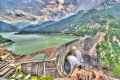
[0,0,106,24]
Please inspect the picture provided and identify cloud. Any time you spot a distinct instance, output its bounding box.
[41,0,75,21]
[40,0,106,21]
[0,10,44,23]
[5,10,14,15]
[5,10,38,20]
[0,0,110,23]
[15,10,26,17]
[36,0,45,5]
[22,0,32,3]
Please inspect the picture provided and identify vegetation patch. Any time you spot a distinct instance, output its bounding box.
[96,20,120,77]
[0,57,2,61]
[7,69,53,80]
[38,76,53,80]
[0,35,12,44]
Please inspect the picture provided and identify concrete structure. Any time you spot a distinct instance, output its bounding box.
[0,32,118,80]
[20,36,100,78]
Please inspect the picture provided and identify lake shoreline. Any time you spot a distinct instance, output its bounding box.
[0,41,57,60]
[15,32,79,38]
[1,32,74,55]
[0,41,15,47]
[0,41,25,60]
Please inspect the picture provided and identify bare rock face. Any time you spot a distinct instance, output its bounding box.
[77,32,106,69]
[83,36,95,54]
[79,32,106,56]
[79,36,96,56]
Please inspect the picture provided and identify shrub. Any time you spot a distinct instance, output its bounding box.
[113,61,120,77]
[7,75,15,79]
[100,25,106,32]
[0,57,2,61]
[38,76,53,80]
[30,76,37,79]
[96,43,100,49]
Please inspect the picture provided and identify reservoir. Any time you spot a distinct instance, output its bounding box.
[0,32,74,55]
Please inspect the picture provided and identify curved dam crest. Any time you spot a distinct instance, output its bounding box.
[20,35,102,78]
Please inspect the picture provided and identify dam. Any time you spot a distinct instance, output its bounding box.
[0,33,105,79]
[19,35,102,79]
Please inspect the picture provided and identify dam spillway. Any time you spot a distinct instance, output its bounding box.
[64,50,84,74]
[65,55,81,74]
[75,50,84,63]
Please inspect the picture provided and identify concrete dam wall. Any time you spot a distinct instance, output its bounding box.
[21,60,60,78]
[21,36,100,78]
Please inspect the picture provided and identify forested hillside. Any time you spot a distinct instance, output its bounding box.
[0,21,19,32]
[74,9,120,77]
[19,10,85,33]
[96,20,120,77]
[0,35,12,44]
[19,3,120,34]
[20,21,57,33]
[73,5,120,76]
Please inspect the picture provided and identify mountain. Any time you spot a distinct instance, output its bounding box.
[0,21,19,32]
[11,22,32,29]
[19,10,85,33]
[94,0,120,10]
[20,21,57,33]
[38,0,120,34]
[18,0,120,34]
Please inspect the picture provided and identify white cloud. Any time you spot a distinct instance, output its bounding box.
[0,10,44,24]
[36,0,45,5]
[0,0,109,23]
[41,0,75,21]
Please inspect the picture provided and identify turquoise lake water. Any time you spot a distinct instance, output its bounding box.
[0,32,74,55]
